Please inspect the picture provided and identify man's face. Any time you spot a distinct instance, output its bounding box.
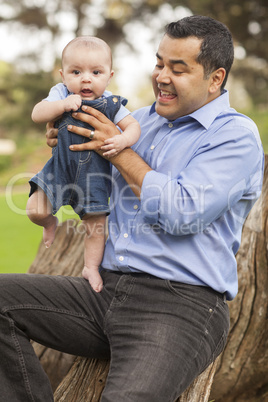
[152,35,217,120]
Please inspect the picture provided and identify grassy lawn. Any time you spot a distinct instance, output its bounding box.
[0,192,77,273]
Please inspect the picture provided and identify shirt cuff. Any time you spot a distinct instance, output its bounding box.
[140,170,169,225]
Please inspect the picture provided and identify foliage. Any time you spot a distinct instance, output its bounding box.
[246,109,268,151]
[0,0,267,111]
[0,0,266,145]
[179,0,267,60]
[0,61,55,138]
[2,0,267,60]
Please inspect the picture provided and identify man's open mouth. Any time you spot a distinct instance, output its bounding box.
[159,90,176,101]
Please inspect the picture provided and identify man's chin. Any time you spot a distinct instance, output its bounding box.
[155,102,172,118]
[155,103,182,121]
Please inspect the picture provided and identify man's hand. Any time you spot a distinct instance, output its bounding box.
[45,106,151,199]
[68,105,121,156]
[46,121,58,148]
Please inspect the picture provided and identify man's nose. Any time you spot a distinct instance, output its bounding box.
[156,67,171,84]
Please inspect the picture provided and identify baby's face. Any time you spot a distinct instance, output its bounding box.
[60,44,114,100]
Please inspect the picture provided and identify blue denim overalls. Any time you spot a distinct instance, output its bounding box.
[29,95,127,218]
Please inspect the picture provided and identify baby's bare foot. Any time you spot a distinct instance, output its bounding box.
[43,217,58,248]
[82,266,103,293]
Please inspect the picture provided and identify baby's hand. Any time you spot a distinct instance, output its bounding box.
[64,95,82,112]
[101,135,127,157]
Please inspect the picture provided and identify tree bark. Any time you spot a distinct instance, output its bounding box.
[28,156,268,401]
[53,356,219,402]
[210,155,268,402]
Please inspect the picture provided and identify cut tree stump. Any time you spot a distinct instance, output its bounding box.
[28,155,268,401]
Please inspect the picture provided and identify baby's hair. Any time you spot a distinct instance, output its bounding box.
[62,36,113,68]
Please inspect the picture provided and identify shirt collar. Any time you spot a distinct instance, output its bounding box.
[149,90,230,130]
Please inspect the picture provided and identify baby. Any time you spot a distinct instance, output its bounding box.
[27,36,140,292]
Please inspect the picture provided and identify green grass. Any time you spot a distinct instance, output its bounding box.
[0,192,77,273]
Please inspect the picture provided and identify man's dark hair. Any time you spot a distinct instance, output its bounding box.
[165,15,234,89]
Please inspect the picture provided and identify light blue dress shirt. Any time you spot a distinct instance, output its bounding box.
[101,90,264,300]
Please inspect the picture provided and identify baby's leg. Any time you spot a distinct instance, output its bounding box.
[82,214,106,293]
[26,188,58,248]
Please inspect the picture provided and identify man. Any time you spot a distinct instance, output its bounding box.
[0,15,264,401]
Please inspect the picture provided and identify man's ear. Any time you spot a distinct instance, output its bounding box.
[209,68,226,94]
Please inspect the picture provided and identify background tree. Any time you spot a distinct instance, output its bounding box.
[0,0,267,122]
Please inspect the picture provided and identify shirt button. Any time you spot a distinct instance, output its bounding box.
[150,145,155,150]
[168,123,173,128]
[123,233,128,238]
[133,204,138,210]
[119,256,124,261]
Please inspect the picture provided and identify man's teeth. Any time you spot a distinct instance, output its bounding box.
[160,90,174,96]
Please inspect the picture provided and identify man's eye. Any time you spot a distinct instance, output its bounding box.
[155,64,163,69]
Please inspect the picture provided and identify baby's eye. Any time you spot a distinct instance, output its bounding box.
[73,70,80,75]
[93,70,101,75]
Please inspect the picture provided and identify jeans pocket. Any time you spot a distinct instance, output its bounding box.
[165,280,218,311]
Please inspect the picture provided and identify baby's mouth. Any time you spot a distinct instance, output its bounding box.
[81,89,93,96]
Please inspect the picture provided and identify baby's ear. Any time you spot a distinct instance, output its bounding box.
[59,69,65,84]
[108,70,114,84]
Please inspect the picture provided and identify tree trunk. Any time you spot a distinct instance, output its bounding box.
[210,156,268,401]
[28,156,268,401]
[53,356,219,402]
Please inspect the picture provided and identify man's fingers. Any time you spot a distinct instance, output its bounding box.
[46,121,55,131]
[72,106,114,131]
[67,123,91,137]
[81,105,110,123]
[69,142,97,152]
[47,138,58,148]
[46,121,58,148]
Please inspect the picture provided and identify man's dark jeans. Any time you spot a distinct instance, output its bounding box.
[0,271,229,401]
